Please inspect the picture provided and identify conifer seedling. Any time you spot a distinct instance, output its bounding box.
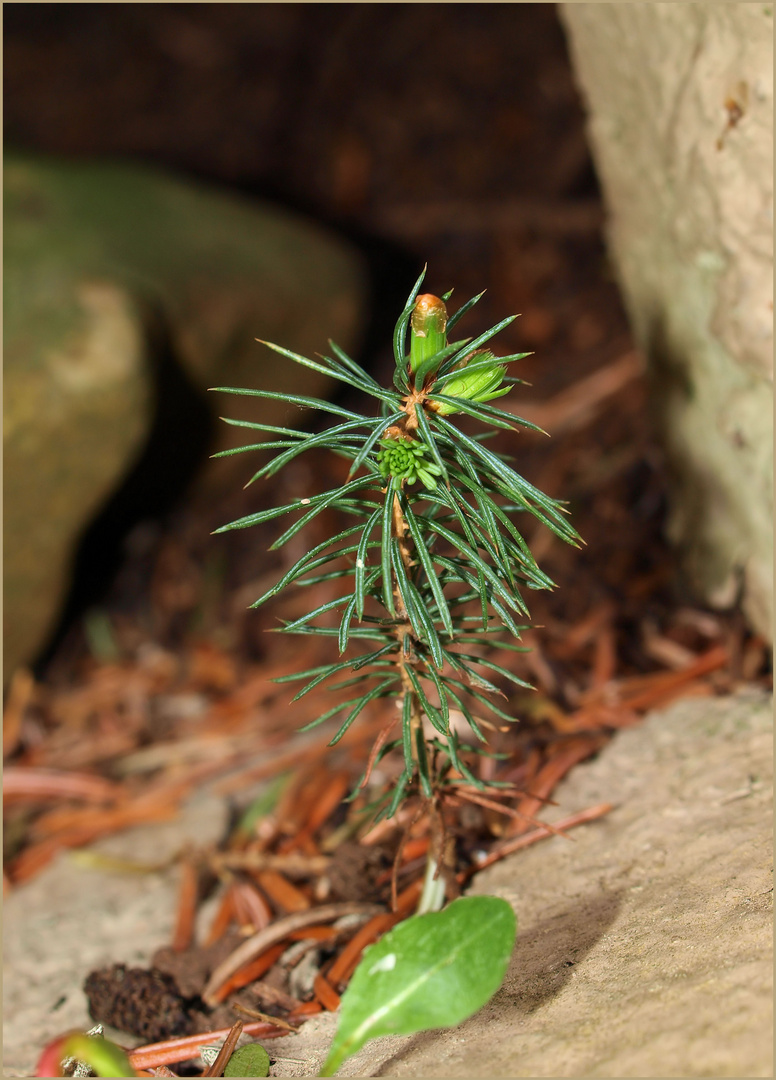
[212,267,580,1073]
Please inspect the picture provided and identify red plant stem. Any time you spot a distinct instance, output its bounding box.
[128,1022,288,1072]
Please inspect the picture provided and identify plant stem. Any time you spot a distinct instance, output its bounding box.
[417,852,446,914]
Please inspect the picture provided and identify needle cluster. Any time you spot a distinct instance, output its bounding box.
[213,268,580,822]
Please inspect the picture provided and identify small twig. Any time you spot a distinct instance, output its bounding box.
[201,1020,243,1077]
[202,901,384,1006]
[390,801,427,912]
[359,719,398,791]
[232,1001,300,1032]
[460,802,614,881]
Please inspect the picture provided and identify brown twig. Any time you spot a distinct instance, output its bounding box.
[358,719,398,790]
[201,1019,243,1077]
[231,1001,300,1032]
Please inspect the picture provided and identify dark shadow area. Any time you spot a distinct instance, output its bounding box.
[375,888,625,1076]
[32,301,215,674]
[6,3,611,676]
[501,888,625,1013]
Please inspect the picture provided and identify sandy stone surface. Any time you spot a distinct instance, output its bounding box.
[559,4,773,640]
[3,690,772,1078]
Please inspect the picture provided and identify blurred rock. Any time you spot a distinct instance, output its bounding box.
[4,155,366,677]
[560,4,773,640]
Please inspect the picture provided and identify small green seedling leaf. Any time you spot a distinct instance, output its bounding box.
[319,895,516,1076]
[60,1032,135,1077]
[224,1043,271,1077]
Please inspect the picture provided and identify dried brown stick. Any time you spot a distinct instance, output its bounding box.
[201,1019,243,1077]
[201,901,384,1006]
[232,1001,300,1032]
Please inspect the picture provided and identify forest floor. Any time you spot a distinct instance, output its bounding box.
[4,7,772,1076]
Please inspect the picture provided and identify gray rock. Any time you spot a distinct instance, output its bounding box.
[3,690,771,1078]
[3,155,367,675]
[559,4,773,640]
[277,690,773,1078]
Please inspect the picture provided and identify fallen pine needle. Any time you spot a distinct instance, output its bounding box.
[231,880,273,934]
[171,857,199,952]
[128,1020,289,1071]
[293,770,351,847]
[209,942,287,1004]
[205,884,237,947]
[3,766,121,803]
[508,737,605,835]
[202,901,384,1007]
[210,851,330,877]
[313,971,341,1011]
[254,869,311,913]
[326,912,398,989]
[448,788,572,839]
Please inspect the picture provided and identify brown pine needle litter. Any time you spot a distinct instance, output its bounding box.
[3,336,770,1073]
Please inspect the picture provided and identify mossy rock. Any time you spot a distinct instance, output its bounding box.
[4,154,366,677]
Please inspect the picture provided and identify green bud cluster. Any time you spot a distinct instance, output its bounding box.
[377,435,443,490]
[434,350,509,415]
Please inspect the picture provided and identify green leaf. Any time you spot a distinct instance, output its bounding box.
[224,1043,271,1077]
[319,896,517,1076]
[58,1033,135,1078]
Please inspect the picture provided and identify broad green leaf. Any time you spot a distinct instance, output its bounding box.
[224,1043,271,1077]
[319,896,517,1076]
